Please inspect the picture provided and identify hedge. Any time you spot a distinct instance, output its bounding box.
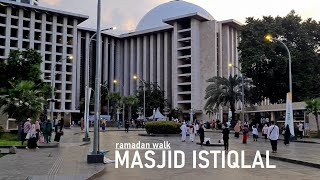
[145,121,181,134]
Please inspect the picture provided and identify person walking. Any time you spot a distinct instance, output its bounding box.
[297,122,304,139]
[195,123,199,134]
[252,125,259,141]
[262,124,268,142]
[54,120,63,143]
[234,122,240,138]
[198,124,205,146]
[125,120,129,133]
[242,125,249,144]
[26,124,39,149]
[43,119,52,143]
[189,123,196,142]
[267,121,279,153]
[284,124,291,145]
[222,124,230,151]
[22,118,32,146]
[180,122,187,142]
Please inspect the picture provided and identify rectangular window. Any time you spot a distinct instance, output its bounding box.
[11,18,18,26]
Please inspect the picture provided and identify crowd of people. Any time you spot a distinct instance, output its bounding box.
[22,117,64,149]
[179,118,302,154]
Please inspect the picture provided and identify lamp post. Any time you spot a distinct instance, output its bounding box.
[83,27,115,142]
[264,34,292,94]
[50,56,73,126]
[133,75,146,122]
[190,108,194,124]
[228,64,245,123]
[113,79,125,128]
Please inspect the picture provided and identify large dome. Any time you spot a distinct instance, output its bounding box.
[136,0,213,31]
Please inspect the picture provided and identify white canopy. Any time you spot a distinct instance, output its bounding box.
[137,115,145,120]
[148,108,166,121]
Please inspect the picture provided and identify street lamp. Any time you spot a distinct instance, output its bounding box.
[50,56,73,126]
[264,34,292,94]
[83,26,116,142]
[133,75,146,122]
[228,63,245,123]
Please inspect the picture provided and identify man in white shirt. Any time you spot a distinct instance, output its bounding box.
[267,121,279,153]
[297,122,304,139]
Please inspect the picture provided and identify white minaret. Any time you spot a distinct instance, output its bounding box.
[10,0,39,6]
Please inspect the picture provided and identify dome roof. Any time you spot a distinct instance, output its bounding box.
[136,0,213,31]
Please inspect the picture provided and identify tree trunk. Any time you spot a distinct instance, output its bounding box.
[316,114,320,137]
[128,106,132,120]
[230,104,236,127]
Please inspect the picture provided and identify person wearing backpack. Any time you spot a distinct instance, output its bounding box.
[267,121,279,153]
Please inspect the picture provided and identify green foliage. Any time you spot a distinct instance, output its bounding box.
[0,49,43,92]
[145,121,181,134]
[0,133,17,141]
[238,11,320,103]
[205,105,217,119]
[122,96,139,120]
[136,82,166,117]
[204,75,253,123]
[0,81,46,120]
[305,98,320,135]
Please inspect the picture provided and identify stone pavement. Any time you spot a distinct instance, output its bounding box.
[0,128,105,180]
[95,130,320,180]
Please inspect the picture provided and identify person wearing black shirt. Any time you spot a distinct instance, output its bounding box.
[198,124,205,146]
[222,124,230,151]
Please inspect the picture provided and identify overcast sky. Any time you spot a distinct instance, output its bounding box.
[40,0,320,34]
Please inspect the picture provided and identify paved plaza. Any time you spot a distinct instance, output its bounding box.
[1,128,320,180]
[97,129,320,180]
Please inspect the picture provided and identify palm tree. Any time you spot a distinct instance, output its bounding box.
[205,75,252,124]
[205,105,217,120]
[0,81,46,140]
[106,92,121,120]
[305,98,320,136]
[122,96,139,120]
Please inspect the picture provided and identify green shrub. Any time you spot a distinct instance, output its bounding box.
[145,121,181,134]
[0,133,17,141]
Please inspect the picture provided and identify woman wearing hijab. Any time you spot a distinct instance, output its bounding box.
[262,124,269,142]
[234,122,241,138]
[284,124,291,145]
[180,122,187,142]
[26,124,39,149]
[198,124,205,146]
[189,123,196,142]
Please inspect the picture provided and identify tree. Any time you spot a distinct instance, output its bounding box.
[122,96,139,120]
[136,82,166,117]
[238,11,320,103]
[305,98,320,136]
[205,105,217,120]
[106,92,121,120]
[204,75,253,124]
[0,49,43,92]
[0,81,46,140]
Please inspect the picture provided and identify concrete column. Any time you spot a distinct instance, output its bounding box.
[103,37,109,83]
[61,16,67,111]
[40,13,46,73]
[172,22,178,108]
[150,35,155,83]
[191,19,201,110]
[29,11,35,49]
[143,36,148,81]
[110,39,115,92]
[235,29,239,74]
[76,31,82,110]
[71,20,78,111]
[115,40,122,93]
[17,9,23,49]
[230,27,235,76]
[4,7,11,58]
[164,32,169,100]
[136,37,142,89]
[130,38,136,95]
[157,33,164,88]
[124,39,129,96]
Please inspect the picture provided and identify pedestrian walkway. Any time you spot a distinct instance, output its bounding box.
[0,128,105,180]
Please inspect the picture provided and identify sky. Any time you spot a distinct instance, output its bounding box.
[40,0,320,34]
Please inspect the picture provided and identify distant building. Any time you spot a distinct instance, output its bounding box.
[8,0,38,6]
